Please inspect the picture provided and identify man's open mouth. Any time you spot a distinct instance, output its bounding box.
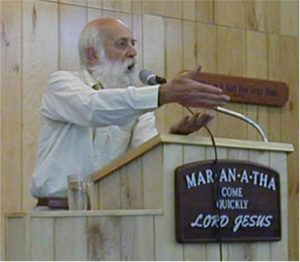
[127,63,135,72]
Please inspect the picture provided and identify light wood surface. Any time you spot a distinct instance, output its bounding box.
[1,0,298,259]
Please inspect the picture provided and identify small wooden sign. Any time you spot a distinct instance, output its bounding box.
[196,72,289,106]
[175,160,281,242]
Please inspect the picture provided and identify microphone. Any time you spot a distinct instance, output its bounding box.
[139,69,167,85]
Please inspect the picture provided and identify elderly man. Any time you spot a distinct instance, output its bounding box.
[31,18,229,207]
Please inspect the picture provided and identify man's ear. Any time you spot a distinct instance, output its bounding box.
[86,47,98,66]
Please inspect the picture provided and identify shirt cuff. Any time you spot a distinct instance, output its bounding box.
[130,85,160,109]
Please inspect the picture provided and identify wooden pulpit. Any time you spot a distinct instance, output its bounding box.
[5,134,293,260]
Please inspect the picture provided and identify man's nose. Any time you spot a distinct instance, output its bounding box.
[127,45,137,58]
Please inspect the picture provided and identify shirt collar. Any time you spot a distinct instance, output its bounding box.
[82,68,97,87]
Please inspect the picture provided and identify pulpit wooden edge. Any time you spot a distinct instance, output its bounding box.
[92,134,294,183]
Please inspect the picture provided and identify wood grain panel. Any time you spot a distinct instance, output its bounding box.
[30,217,54,260]
[155,144,184,260]
[183,20,197,70]
[142,145,163,209]
[87,216,121,260]
[214,0,245,28]
[246,30,268,141]
[280,0,298,37]
[142,15,165,133]
[216,26,247,140]
[22,0,59,210]
[196,0,214,23]
[120,158,143,209]
[59,3,86,70]
[102,0,131,13]
[279,35,299,260]
[1,0,22,214]
[270,152,288,260]
[55,217,88,260]
[182,0,196,21]
[164,18,184,133]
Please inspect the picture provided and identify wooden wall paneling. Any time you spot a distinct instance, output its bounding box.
[143,0,182,19]
[196,23,218,135]
[132,15,143,72]
[131,0,142,15]
[142,1,164,17]
[1,0,22,214]
[59,0,87,6]
[182,145,207,260]
[279,35,299,260]
[120,158,143,209]
[22,0,59,210]
[87,4,103,22]
[54,217,88,260]
[279,0,298,37]
[269,152,288,260]
[216,26,247,140]
[5,216,28,260]
[214,0,245,29]
[59,3,87,70]
[164,18,184,133]
[248,150,271,260]
[183,20,197,70]
[244,0,264,31]
[263,0,280,34]
[98,170,121,209]
[246,30,268,141]
[155,144,184,260]
[102,0,131,13]
[182,0,196,21]
[30,217,54,260]
[142,15,165,133]
[120,215,155,260]
[87,216,121,260]
[1,1,22,259]
[205,146,226,261]
[87,0,102,9]
[142,145,163,209]
[267,34,282,142]
[196,0,214,24]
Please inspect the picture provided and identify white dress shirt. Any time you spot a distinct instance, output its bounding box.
[31,69,159,198]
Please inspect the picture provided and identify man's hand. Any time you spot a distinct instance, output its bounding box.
[169,112,214,135]
[158,65,230,108]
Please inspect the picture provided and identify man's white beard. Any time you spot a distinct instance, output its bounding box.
[89,55,141,89]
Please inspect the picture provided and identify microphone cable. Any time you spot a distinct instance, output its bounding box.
[185,106,223,261]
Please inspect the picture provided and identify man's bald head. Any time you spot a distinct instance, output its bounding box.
[78,18,136,68]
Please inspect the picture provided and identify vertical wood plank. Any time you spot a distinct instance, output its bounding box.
[5,217,27,260]
[248,150,271,261]
[267,34,281,142]
[155,144,184,260]
[1,0,22,215]
[182,0,196,21]
[183,20,197,70]
[121,215,155,260]
[216,26,247,140]
[142,15,165,133]
[280,35,299,260]
[269,152,288,260]
[30,217,54,260]
[120,158,143,209]
[87,216,121,260]
[279,0,298,37]
[102,0,131,13]
[246,30,268,141]
[98,170,121,209]
[196,0,214,23]
[87,5,102,22]
[164,18,183,133]
[142,145,163,209]
[22,0,59,210]
[55,217,88,260]
[59,3,87,70]
[182,145,207,260]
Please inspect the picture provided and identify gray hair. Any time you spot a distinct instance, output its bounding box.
[78,23,104,68]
